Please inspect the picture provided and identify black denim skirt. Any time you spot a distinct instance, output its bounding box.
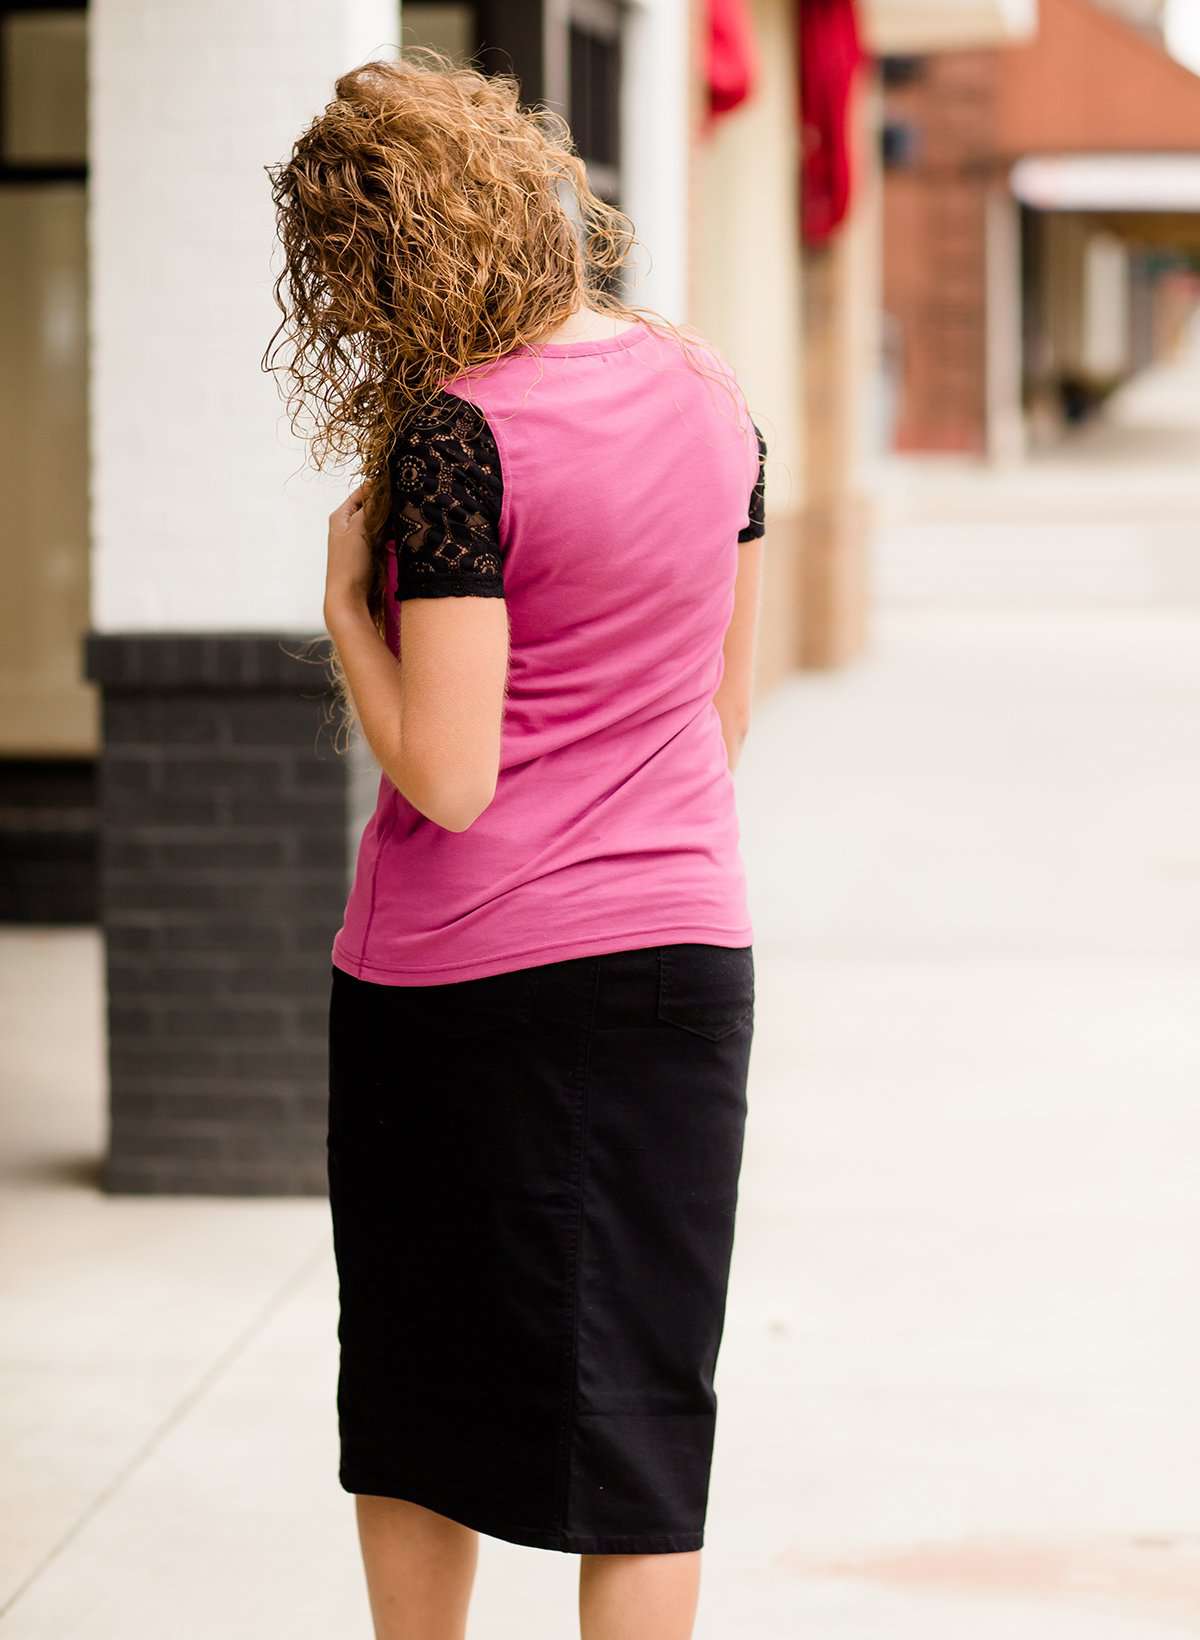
[326,940,754,1555]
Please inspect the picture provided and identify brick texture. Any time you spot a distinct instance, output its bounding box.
[85,632,349,1195]
[882,52,998,455]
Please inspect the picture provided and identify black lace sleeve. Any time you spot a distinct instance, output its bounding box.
[737,421,767,542]
[388,392,506,599]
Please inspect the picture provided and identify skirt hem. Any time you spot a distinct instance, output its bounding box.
[338,1471,705,1556]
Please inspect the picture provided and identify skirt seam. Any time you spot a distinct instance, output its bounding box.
[557,956,602,1537]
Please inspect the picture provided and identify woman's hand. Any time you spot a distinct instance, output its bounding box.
[324,480,373,620]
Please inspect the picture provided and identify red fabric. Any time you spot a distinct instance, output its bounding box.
[705,0,760,123]
[799,0,865,244]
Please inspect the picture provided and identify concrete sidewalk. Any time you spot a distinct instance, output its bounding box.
[3,344,1200,1633]
[872,319,1200,617]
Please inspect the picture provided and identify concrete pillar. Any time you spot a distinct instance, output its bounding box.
[88,0,397,636]
[1042,212,1088,376]
[85,0,397,1194]
[621,0,691,322]
[1082,231,1132,379]
[798,67,879,668]
[984,183,1026,464]
[688,0,807,695]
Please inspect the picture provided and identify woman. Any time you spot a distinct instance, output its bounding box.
[266,49,766,1640]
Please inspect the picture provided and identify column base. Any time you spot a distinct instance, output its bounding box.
[84,632,350,1196]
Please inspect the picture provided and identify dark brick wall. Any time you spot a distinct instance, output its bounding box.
[84,633,350,1196]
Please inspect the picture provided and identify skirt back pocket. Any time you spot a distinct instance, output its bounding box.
[656,943,755,1042]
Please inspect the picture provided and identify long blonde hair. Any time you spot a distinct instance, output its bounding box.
[263,47,733,745]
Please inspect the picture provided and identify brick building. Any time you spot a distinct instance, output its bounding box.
[882,0,1200,456]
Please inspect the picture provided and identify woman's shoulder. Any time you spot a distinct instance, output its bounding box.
[651,318,735,373]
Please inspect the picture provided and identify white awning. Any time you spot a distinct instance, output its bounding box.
[860,0,1036,54]
[1011,153,1200,212]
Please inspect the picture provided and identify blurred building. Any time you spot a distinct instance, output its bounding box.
[1,0,1032,1194]
[881,0,1200,457]
[693,0,1036,671]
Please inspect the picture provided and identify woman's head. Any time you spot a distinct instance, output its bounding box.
[264,49,740,744]
[264,49,644,488]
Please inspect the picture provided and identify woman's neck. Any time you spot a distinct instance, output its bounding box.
[527,305,639,346]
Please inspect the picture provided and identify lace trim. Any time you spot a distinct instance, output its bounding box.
[737,421,767,542]
[388,393,505,599]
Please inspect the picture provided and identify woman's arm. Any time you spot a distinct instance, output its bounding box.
[324,483,509,832]
[714,420,767,772]
[714,536,764,772]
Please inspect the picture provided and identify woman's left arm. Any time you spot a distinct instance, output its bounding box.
[323,424,510,832]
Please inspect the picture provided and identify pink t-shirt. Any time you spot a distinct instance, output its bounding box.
[331,319,762,985]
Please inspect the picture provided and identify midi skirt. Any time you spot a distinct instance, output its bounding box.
[325,940,755,1555]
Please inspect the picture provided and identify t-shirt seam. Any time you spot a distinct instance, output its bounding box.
[353,803,398,978]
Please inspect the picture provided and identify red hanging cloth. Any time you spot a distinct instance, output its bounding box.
[798,0,866,244]
[705,0,761,125]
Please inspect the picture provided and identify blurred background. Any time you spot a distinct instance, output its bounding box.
[2,0,1198,1634]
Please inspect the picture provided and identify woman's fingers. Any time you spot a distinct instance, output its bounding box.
[332,480,370,526]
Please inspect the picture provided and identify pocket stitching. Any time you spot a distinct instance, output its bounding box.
[656,946,754,1042]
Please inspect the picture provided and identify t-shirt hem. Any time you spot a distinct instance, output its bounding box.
[331,923,754,986]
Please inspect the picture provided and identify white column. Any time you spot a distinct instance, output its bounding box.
[1082,231,1132,380]
[985,185,1026,465]
[88,0,399,633]
[620,0,690,323]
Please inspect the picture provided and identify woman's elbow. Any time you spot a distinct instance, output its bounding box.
[433,789,494,832]
[401,762,497,832]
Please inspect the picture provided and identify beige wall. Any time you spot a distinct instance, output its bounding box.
[0,187,93,756]
[860,0,1037,52]
[0,8,92,756]
[687,0,805,695]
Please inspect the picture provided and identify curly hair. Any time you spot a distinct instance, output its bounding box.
[262,46,735,746]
